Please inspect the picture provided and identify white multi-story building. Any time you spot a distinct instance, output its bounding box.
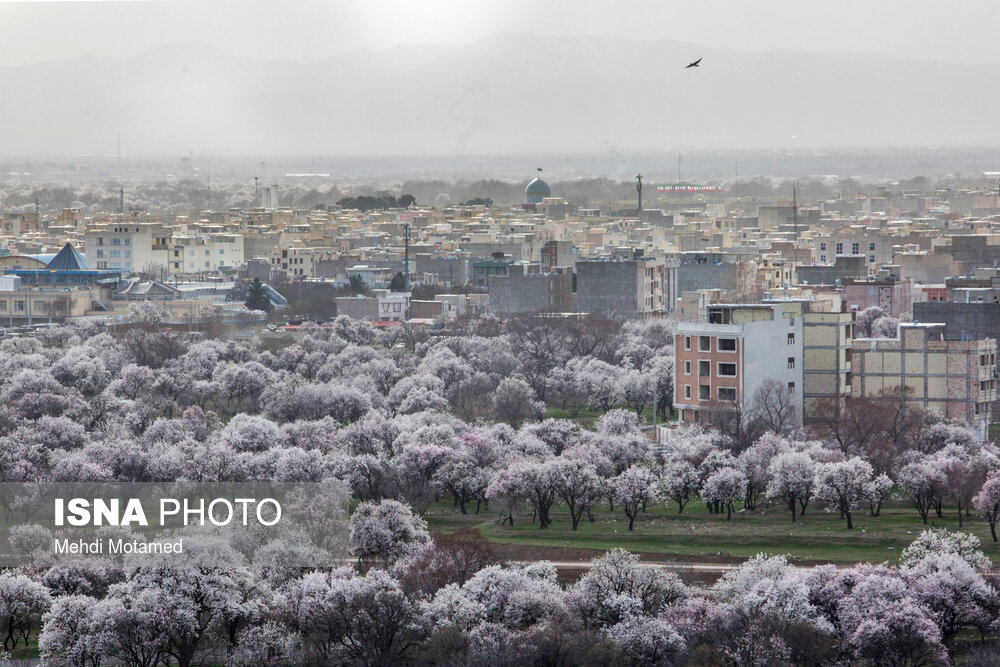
[170,234,245,274]
[674,304,804,430]
[84,222,170,273]
[270,246,320,279]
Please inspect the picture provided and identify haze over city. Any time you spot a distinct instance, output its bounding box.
[3,0,1000,158]
[6,3,1000,666]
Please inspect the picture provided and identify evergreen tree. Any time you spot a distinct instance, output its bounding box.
[389,272,406,292]
[244,278,273,313]
[349,274,369,294]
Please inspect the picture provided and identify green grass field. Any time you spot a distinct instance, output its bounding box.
[425,496,1000,565]
[543,404,677,430]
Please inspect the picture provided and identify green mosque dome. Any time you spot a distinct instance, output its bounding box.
[525,176,551,204]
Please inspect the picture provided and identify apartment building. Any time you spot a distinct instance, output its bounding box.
[487,264,575,317]
[842,276,913,317]
[851,323,997,439]
[576,256,673,319]
[674,304,804,429]
[801,310,856,423]
[84,222,171,273]
[271,247,321,279]
[170,234,244,274]
[813,225,893,270]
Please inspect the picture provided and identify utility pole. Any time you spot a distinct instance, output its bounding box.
[792,182,799,242]
[403,224,410,290]
[636,174,643,215]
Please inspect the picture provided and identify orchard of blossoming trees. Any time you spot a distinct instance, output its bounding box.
[0,310,999,664]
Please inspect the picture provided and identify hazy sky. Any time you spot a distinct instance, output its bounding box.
[2,0,1000,66]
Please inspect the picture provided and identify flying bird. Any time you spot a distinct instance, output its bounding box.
[685,58,702,68]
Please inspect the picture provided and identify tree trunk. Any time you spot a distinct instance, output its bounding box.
[991,523,998,543]
[790,497,797,522]
[845,510,853,530]
[726,503,732,521]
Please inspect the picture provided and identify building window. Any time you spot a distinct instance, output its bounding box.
[718,338,737,352]
[835,242,843,254]
[97,238,104,246]
[124,238,130,245]
[718,363,737,377]
[788,382,796,394]
[0,302,6,311]
[14,301,24,312]
[699,360,711,377]
[819,242,826,251]
[111,238,121,246]
[698,336,711,352]
[718,387,736,401]
[820,255,826,263]
[684,385,691,399]
[698,385,711,400]
[869,255,875,262]
[852,242,859,254]
[684,336,691,350]
[684,360,691,375]
[787,357,795,369]
[787,333,795,344]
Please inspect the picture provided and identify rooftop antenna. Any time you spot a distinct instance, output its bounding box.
[119,187,124,215]
[254,176,259,207]
[677,153,682,183]
[34,196,39,223]
[636,174,643,214]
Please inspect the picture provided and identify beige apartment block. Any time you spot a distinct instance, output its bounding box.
[801,310,855,423]
[851,323,997,439]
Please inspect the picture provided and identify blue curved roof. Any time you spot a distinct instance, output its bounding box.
[525,177,551,195]
[25,254,56,265]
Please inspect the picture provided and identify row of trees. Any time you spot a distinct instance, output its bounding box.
[22,508,1000,666]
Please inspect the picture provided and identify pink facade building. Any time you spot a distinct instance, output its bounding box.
[842,278,913,317]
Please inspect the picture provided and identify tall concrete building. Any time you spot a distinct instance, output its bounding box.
[487,265,575,317]
[84,222,171,274]
[851,323,997,439]
[576,256,673,319]
[913,301,1000,341]
[801,310,856,423]
[674,304,804,429]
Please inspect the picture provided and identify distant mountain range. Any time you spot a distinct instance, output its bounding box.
[2,33,999,156]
